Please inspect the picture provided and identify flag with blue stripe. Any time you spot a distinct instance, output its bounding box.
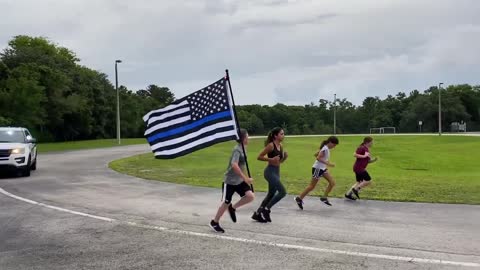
[143,77,239,159]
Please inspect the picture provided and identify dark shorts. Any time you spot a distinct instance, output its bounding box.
[355,171,372,182]
[222,182,252,204]
[311,167,327,180]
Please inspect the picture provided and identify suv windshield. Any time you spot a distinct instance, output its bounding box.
[0,130,26,143]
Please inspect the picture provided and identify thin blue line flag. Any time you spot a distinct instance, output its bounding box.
[143,77,239,159]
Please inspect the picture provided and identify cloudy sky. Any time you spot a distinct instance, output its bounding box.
[1,0,479,105]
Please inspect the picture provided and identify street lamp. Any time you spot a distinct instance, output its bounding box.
[333,93,337,135]
[438,82,443,136]
[115,60,122,144]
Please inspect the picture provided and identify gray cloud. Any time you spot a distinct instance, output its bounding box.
[230,13,338,32]
[204,0,239,15]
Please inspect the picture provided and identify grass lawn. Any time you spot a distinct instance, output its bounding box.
[110,135,480,204]
[37,138,147,153]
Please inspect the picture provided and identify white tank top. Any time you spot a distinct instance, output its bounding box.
[312,145,330,170]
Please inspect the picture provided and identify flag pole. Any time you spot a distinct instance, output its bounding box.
[225,69,253,191]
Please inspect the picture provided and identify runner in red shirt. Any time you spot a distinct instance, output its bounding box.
[345,136,378,200]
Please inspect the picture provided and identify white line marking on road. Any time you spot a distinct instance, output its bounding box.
[1,187,479,268]
[0,188,114,222]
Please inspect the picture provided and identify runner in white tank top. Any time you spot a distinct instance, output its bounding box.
[313,145,330,171]
[295,136,339,209]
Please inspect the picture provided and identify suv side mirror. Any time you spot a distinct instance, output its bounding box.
[26,135,36,143]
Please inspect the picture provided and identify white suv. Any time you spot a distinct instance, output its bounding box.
[0,127,38,177]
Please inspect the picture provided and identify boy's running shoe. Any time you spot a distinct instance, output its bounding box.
[228,204,237,223]
[210,220,225,233]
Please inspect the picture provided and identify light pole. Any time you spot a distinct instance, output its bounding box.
[115,60,122,144]
[333,93,337,135]
[438,82,443,136]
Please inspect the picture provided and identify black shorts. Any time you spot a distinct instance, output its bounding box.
[222,182,252,204]
[355,171,372,182]
[311,167,327,180]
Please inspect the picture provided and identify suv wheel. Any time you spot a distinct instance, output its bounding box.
[31,158,37,170]
[22,156,31,177]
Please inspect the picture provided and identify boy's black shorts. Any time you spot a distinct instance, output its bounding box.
[222,182,251,204]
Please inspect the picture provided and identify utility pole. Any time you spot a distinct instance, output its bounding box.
[438,82,443,136]
[115,60,122,144]
[333,93,337,135]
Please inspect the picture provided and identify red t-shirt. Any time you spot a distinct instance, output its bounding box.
[353,145,370,173]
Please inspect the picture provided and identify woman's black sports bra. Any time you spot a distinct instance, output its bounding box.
[267,143,283,160]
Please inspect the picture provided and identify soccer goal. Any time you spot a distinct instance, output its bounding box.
[381,127,396,134]
[369,127,396,134]
[369,127,384,134]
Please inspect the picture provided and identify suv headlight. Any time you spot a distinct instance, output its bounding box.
[11,148,25,154]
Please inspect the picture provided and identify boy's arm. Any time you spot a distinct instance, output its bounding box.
[231,162,252,184]
[230,151,253,184]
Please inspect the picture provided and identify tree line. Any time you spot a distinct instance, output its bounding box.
[237,84,480,135]
[1,36,478,142]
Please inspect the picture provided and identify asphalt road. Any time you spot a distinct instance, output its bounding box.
[0,145,479,269]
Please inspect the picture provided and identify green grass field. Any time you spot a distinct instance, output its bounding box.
[37,138,146,153]
[109,135,480,204]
